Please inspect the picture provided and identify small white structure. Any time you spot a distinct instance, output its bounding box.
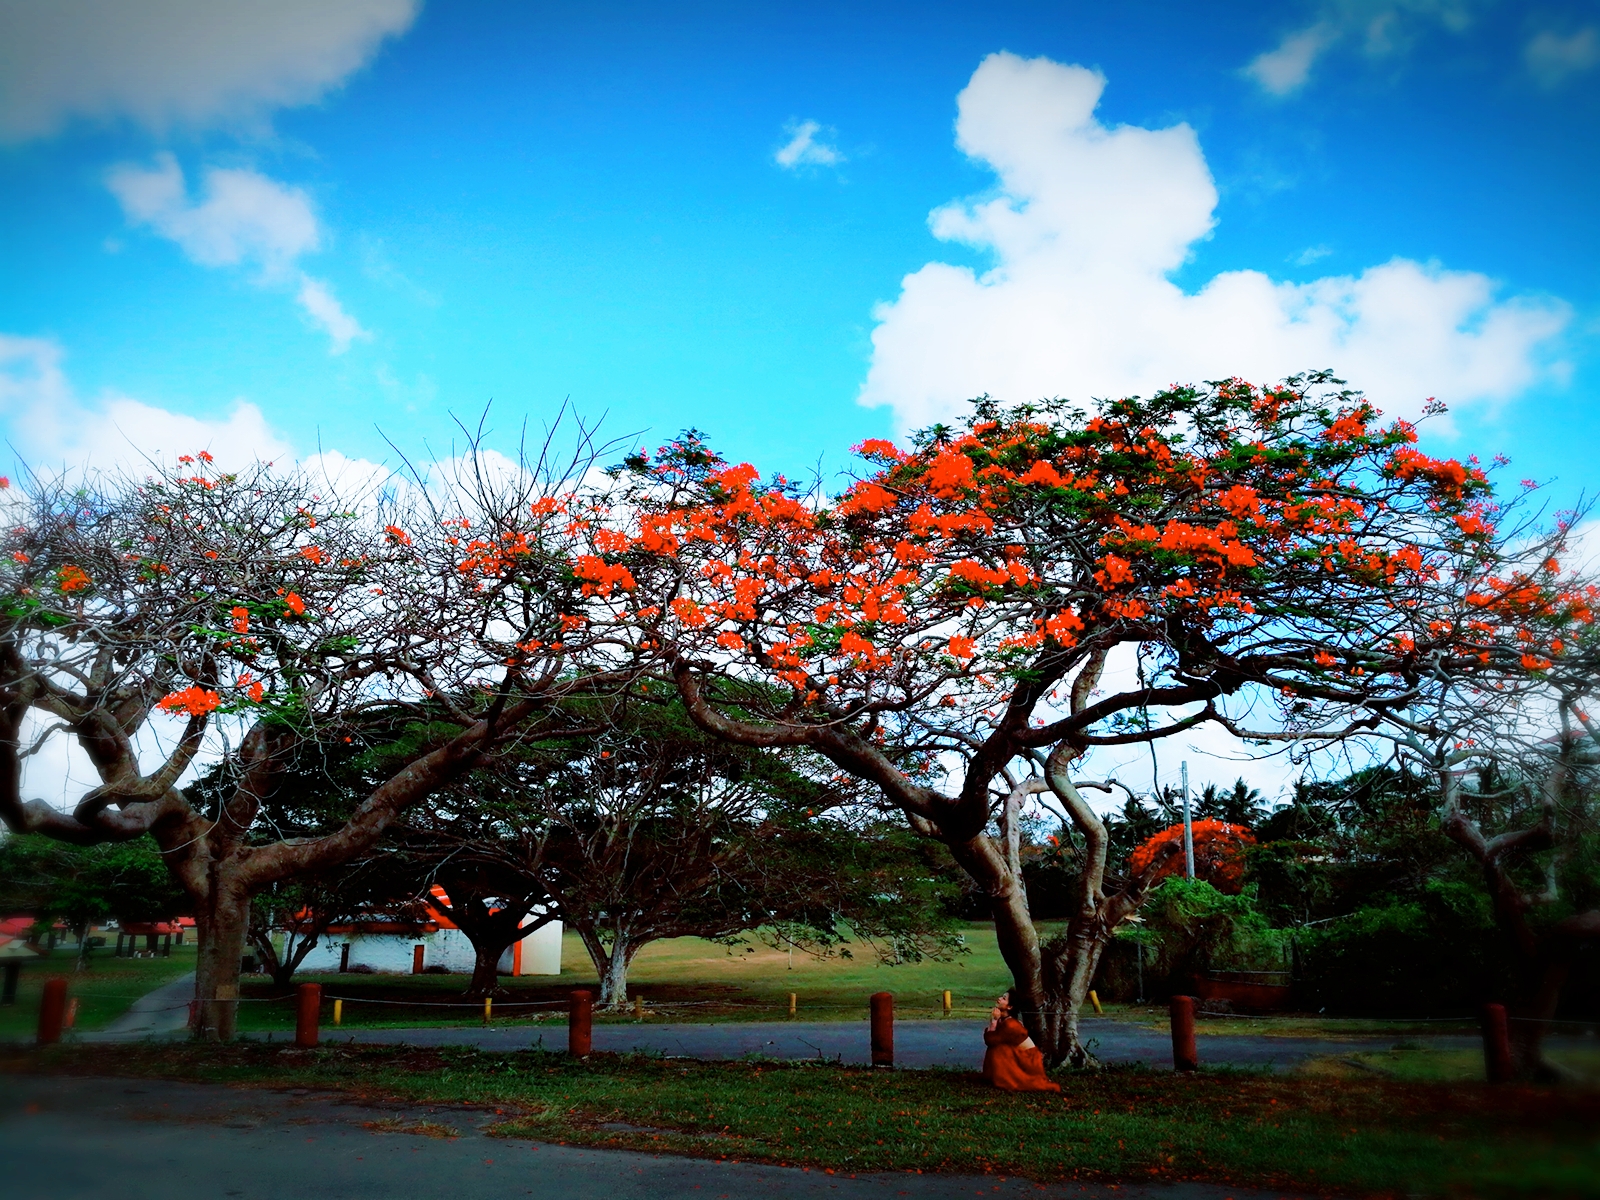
[293,894,562,976]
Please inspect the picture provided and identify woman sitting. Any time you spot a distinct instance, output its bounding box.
[981,990,1061,1093]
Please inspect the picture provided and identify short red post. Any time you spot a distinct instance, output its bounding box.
[1170,994,1198,1072]
[569,989,593,1057]
[1482,1003,1513,1083]
[870,991,894,1068]
[411,944,425,975]
[295,983,321,1048]
[37,977,68,1045]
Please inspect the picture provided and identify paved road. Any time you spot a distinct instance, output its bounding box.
[0,1074,1324,1200]
[97,971,195,1037]
[246,1017,1476,1071]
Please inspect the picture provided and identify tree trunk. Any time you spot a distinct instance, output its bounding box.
[466,938,509,998]
[602,941,634,1009]
[577,923,638,1010]
[192,880,250,1041]
[1041,916,1118,1068]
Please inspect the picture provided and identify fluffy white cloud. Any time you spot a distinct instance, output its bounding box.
[108,154,367,354]
[0,333,294,472]
[0,0,419,142]
[1244,1,1477,95]
[860,53,1569,432]
[1525,27,1600,89]
[107,153,319,276]
[775,119,844,169]
[297,275,370,354]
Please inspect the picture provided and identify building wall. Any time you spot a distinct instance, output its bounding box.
[297,921,563,976]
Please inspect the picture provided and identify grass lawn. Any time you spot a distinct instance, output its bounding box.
[1303,1044,1600,1087]
[231,924,1506,1042]
[234,923,1036,1031]
[7,1041,1597,1198]
[0,946,195,1038]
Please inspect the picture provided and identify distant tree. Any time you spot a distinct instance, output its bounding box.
[436,699,964,1009]
[0,833,186,967]
[1196,779,1267,827]
[0,430,643,1038]
[1130,820,1256,894]
[610,377,1541,1065]
[246,855,424,990]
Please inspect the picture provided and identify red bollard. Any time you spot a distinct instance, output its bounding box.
[569,989,593,1058]
[412,945,425,975]
[295,983,321,1048]
[1482,1003,1513,1083]
[1170,995,1198,1072]
[870,991,894,1068]
[37,977,68,1045]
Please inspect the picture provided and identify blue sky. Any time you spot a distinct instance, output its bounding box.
[2,0,1597,501]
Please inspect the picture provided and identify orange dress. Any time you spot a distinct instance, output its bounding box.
[982,1018,1061,1093]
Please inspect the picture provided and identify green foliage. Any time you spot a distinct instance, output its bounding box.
[1294,879,1511,1017]
[1126,877,1286,992]
[0,833,188,929]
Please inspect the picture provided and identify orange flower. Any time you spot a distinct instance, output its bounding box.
[298,545,326,565]
[283,592,306,616]
[384,525,411,546]
[157,686,222,717]
[231,606,249,634]
[947,635,976,660]
[57,564,91,593]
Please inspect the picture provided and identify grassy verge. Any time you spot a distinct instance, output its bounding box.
[0,948,195,1038]
[234,924,1034,1031]
[6,1041,1597,1198]
[1303,1044,1600,1086]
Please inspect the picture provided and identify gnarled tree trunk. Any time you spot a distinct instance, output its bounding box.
[191,874,251,1041]
[577,922,641,1009]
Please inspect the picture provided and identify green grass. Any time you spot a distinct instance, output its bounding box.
[233,924,1034,1031]
[1303,1044,1600,1086]
[0,946,195,1038]
[8,1041,1598,1198]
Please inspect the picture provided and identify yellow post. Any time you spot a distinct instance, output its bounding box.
[333,998,343,1026]
[634,994,644,1019]
[1088,989,1103,1015]
[788,992,797,1017]
[483,996,493,1024]
[942,989,952,1015]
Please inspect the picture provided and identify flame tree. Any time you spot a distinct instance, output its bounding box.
[596,373,1550,1065]
[0,432,646,1039]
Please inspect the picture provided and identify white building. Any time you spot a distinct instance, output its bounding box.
[292,892,563,976]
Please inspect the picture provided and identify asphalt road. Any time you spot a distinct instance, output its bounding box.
[0,1074,1324,1200]
[244,1017,1476,1071]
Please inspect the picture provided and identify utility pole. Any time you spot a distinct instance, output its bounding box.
[1181,760,1194,879]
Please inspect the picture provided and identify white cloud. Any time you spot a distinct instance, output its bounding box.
[0,333,294,472]
[108,154,366,354]
[1293,244,1334,265]
[775,120,845,169]
[0,0,420,142]
[1525,27,1600,89]
[1244,2,1479,96]
[297,275,370,354]
[1246,22,1339,94]
[860,53,1570,433]
[107,153,319,276]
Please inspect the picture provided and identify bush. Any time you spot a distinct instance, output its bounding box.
[1104,878,1285,1000]
[1293,879,1510,1016]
